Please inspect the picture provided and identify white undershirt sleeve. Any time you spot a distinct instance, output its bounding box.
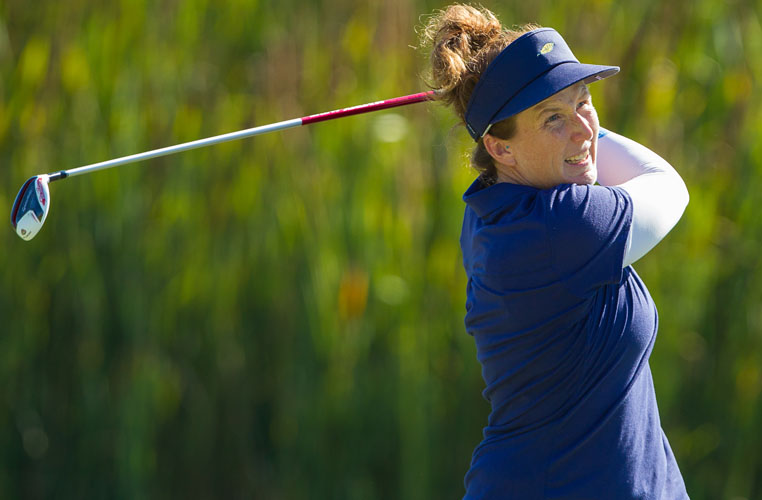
[596,129,689,267]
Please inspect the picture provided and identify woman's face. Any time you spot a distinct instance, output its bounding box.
[491,82,599,189]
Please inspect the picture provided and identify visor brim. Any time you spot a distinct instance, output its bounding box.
[486,63,619,135]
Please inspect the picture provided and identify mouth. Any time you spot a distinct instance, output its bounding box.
[565,151,590,166]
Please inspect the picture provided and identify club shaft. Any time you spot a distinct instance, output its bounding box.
[49,91,436,182]
[53,118,302,180]
[301,91,435,124]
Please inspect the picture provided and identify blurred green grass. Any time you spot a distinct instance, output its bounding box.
[1,0,761,498]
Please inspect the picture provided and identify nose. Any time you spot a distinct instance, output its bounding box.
[570,112,594,143]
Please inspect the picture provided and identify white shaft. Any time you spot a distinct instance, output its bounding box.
[57,118,303,178]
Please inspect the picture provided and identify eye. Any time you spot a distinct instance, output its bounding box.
[577,98,591,109]
[545,113,562,124]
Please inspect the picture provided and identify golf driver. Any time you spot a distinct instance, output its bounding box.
[11,91,436,241]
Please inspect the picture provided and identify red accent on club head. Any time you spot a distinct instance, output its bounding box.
[36,178,47,207]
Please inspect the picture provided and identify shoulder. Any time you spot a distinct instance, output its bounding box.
[543,184,634,294]
[461,182,633,281]
[543,183,630,217]
[540,184,632,239]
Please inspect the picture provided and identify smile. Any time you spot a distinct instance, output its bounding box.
[565,151,590,165]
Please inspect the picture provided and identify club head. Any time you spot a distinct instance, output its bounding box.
[11,175,51,241]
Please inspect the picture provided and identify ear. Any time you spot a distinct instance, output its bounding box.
[483,134,516,167]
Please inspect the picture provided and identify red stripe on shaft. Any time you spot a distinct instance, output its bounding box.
[300,91,436,125]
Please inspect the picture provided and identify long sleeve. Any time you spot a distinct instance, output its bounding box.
[596,129,689,266]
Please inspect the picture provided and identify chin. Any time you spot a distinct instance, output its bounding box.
[570,170,597,186]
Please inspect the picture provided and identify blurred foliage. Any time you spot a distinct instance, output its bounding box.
[1,0,761,498]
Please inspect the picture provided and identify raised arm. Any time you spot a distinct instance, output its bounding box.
[596,129,689,266]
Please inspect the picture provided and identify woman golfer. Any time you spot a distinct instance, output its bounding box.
[423,5,690,499]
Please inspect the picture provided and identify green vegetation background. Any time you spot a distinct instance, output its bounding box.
[1,0,760,498]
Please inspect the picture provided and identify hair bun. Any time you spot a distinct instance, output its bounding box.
[421,6,501,102]
[421,5,511,120]
[419,4,539,182]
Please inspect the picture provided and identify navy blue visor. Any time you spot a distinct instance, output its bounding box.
[464,28,619,140]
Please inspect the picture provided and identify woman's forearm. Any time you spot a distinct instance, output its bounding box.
[596,128,676,185]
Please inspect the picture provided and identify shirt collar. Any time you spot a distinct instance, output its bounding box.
[463,177,538,219]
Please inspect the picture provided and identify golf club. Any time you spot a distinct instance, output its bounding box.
[11,90,436,241]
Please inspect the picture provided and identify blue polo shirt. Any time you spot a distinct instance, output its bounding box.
[460,178,688,499]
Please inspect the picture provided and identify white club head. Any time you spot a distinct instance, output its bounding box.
[11,175,51,241]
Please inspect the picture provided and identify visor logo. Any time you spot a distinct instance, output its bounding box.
[539,42,555,55]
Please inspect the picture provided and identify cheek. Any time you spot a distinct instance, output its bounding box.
[533,141,560,165]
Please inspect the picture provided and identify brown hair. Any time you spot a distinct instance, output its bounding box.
[420,5,539,184]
